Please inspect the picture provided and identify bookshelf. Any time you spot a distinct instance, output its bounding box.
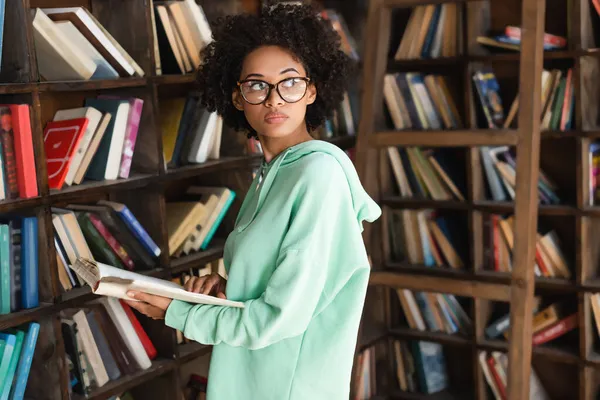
[352,0,600,398]
[0,0,358,399]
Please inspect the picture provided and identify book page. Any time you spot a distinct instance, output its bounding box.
[71,258,244,308]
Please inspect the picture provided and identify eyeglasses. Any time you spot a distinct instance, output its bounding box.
[237,77,311,105]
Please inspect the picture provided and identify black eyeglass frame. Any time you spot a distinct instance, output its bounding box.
[236,77,311,105]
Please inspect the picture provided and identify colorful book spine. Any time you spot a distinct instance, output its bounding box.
[201,191,236,250]
[532,313,578,345]
[87,213,134,270]
[0,224,9,314]
[2,105,37,199]
[0,129,18,199]
[9,322,40,400]
[115,204,161,257]
[0,330,24,400]
[119,98,143,179]
[21,217,38,309]
[0,333,15,395]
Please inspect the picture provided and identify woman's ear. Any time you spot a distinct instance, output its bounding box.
[232,90,245,111]
[306,83,317,105]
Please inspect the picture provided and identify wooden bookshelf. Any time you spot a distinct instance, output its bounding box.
[353,0,600,398]
[0,0,358,399]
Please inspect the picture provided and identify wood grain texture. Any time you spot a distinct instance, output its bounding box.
[506,0,546,398]
[371,130,518,147]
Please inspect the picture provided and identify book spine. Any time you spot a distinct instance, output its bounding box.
[20,218,38,309]
[117,206,161,257]
[485,313,510,339]
[486,356,507,400]
[201,191,236,250]
[119,99,144,179]
[0,224,9,314]
[9,105,37,198]
[532,313,578,345]
[0,131,19,199]
[10,322,40,400]
[0,330,24,400]
[118,300,157,360]
[88,213,135,270]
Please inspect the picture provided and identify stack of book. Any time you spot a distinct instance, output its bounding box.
[0,105,38,201]
[480,146,560,204]
[389,210,466,269]
[0,217,39,315]
[393,340,449,395]
[167,186,236,257]
[394,4,463,60]
[320,91,356,138]
[0,322,40,399]
[386,147,465,200]
[486,300,577,345]
[354,346,376,400]
[485,214,570,278]
[477,26,566,52]
[44,97,144,189]
[395,289,471,334]
[589,142,600,206]
[479,351,549,400]
[32,7,144,81]
[152,0,212,74]
[383,73,463,130]
[61,299,157,396]
[52,201,161,293]
[473,67,575,131]
[160,95,222,168]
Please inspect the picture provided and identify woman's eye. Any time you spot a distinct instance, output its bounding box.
[281,79,298,88]
[249,82,267,91]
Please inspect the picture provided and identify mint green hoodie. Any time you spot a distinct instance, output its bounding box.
[165,140,381,400]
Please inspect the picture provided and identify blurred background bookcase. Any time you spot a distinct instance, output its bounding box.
[0,0,357,399]
[353,0,600,399]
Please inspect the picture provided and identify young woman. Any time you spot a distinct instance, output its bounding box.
[126,4,381,399]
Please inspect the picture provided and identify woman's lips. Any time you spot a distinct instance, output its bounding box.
[264,112,289,124]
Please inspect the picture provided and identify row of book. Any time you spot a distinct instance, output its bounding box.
[395,289,471,334]
[152,0,212,75]
[590,142,600,206]
[386,147,465,201]
[477,26,567,53]
[32,7,144,81]
[393,340,449,395]
[383,73,463,131]
[160,95,223,168]
[388,209,466,270]
[0,217,38,315]
[167,186,235,258]
[52,201,161,293]
[480,351,549,400]
[485,214,570,279]
[481,146,560,204]
[395,4,463,60]
[61,298,157,396]
[0,105,37,201]
[0,322,40,400]
[354,345,376,400]
[44,97,144,190]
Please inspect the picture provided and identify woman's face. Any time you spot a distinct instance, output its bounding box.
[233,45,316,138]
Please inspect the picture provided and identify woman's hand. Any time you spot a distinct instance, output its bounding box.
[184,272,227,299]
[124,291,172,320]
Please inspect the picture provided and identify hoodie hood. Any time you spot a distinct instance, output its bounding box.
[236,140,381,233]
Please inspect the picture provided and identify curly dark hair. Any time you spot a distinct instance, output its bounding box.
[196,4,353,138]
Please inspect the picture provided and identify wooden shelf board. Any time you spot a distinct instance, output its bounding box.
[49,174,156,203]
[381,197,470,210]
[152,74,196,85]
[0,82,35,94]
[169,245,225,275]
[37,77,148,92]
[477,339,580,364]
[387,389,460,400]
[384,0,479,6]
[72,359,176,400]
[0,303,54,331]
[387,57,465,69]
[166,156,260,180]
[323,135,356,150]
[0,196,45,213]
[473,201,575,216]
[390,327,472,347]
[177,342,212,365]
[359,324,388,351]
[370,269,511,301]
[469,49,578,62]
[370,130,518,147]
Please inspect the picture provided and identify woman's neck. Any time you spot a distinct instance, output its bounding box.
[258,128,313,163]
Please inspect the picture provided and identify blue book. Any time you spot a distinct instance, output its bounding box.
[0,223,9,314]
[0,0,5,73]
[0,333,15,396]
[0,330,23,400]
[421,5,441,58]
[411,341,448,394]
[201,190,236,250]
[20,218,38,309]
[9,322,40,400]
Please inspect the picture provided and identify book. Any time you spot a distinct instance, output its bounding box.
[43,118,89,190]
[70,258,243,308]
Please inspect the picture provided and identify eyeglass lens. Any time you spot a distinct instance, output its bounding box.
[240,78,308,104]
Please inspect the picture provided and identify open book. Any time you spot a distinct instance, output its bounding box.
[70,258,244,308]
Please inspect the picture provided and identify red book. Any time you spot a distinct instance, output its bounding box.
[505,26,567,48]
[535,245,550,277]
[486,356,507,400]
[119,300,158,360]
[560,69,573,131]
[0,106,21,199]
[43,118,89,190]
[532,313,578,346]
[87,213,135,270]
[0,105,38,198]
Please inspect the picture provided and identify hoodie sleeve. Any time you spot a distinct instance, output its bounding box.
[164,156,355,350]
